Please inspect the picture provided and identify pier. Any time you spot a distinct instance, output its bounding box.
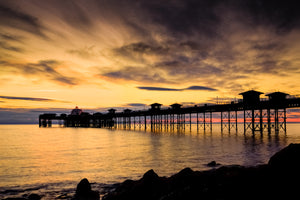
[39,90,300,134]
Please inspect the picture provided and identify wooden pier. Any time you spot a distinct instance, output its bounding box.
[39,90,300,134]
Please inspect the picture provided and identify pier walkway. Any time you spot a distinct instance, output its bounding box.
[39,90,300,134]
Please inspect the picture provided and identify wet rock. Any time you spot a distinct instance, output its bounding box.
[268,143,300,171]
[103,169,167,200]
[4,193,41,200]
[73,178,99,200]
[28,194,41,200]
[141,169,159,182]
[207,161,221,167]
[102,143,300,200]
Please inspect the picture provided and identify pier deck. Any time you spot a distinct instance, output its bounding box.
[39,90,300,134]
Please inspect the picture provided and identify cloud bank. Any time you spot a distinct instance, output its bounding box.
[137,85,217,91]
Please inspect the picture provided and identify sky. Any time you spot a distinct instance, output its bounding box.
[0,0,300,123]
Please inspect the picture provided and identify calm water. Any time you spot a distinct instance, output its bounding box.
[1,124,300,199]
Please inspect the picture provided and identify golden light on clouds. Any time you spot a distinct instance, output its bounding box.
[0,0,300,122]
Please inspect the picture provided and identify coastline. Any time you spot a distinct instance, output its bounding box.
[103,143,300,200]
[3,143,300,200]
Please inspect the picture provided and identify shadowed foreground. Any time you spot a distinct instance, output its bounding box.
[4,143,300,200]
[103,143,300,200]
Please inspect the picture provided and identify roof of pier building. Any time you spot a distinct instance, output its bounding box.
[93,112,102,116]
[108,108,116,114]
[170,103,182,109]
[150,103,162,110]
[239,90,263,105]
[123,109,132,113]
[266,92,289,99]
[71,106,82,115]
[266,92,289,104]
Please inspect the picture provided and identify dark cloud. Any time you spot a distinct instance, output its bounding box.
[23,60,78,85]
[0,41,23,52]
[0,4,47,38]
[0,33,24,42]
[185,86,218,91]
[138,1,221,38]
[240,0,300,34]
[0,0,299,94]
[102,66,170,83]
[125,103,147,107]
[0,95,68,103]
[137,85,217,91]
[112,42,170,64]
[0,60,79,86]
[115,42,169,55]
[137,87,181,91]
[53,0,93,29]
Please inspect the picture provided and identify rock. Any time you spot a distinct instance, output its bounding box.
[268,143,300,172]
[141,169,159,183]
[28,194,41,200]
[76,178,91,195]
[207,161,221,167]
[74,178,99,200]
[4,194,41,200]
[103,143,300,200]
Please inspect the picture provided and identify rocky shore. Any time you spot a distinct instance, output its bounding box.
[4,143,300,200]
[103,143,300,200]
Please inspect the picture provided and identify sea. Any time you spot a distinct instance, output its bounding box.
[1,123,300,199]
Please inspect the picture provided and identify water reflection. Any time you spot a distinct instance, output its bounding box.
[116,123,290,167]
[0,124,298,200]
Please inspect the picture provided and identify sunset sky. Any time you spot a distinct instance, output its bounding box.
[0,0,300,123]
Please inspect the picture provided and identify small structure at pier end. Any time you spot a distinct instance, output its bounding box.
[39,90,300,134]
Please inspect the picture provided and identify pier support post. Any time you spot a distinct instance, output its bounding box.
[221,111,223,132]
[210,112,212,131]
[267,109,271,134]
[284,108,287,133]
[235,110,238,131]
[252,109,255,134]
[204,112,206,131]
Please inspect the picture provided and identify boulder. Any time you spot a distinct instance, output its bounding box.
[207,161,221,167]
[268,143,300,171]
[4,194,41,200]
[140,169,160,184]
[28,194,41,200]
[74,178,99,200]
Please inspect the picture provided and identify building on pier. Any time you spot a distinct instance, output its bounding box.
[239,90,263,106]
[39,90,300,134]
[266,92,289,106]
[71,106,82,115]
[150,103,162,110]
[170,103,182,110]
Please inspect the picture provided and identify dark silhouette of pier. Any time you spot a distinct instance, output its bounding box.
[39,90,300,134]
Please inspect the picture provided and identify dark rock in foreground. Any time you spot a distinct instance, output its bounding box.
[207,160,221,167]
[268,143,300,170]
[4,194,41,200]
[73,178,99,200]
[103,143,300,200]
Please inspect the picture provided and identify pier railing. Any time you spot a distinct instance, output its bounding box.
[39,96,300,134]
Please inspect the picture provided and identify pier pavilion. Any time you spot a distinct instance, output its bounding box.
[39,90,300,134]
